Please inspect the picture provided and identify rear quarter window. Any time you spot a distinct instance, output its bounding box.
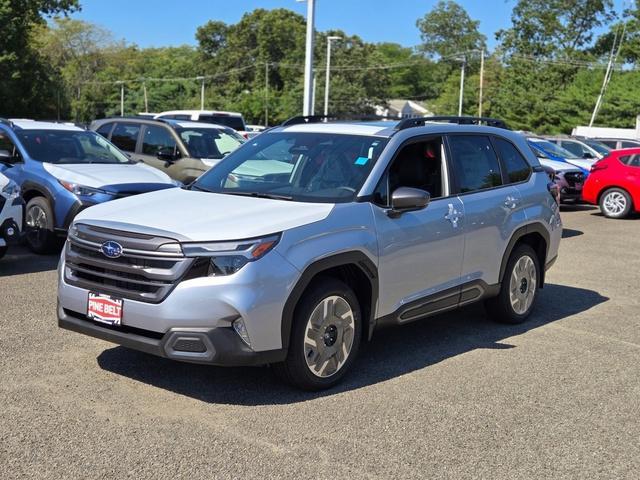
[493,137,531,183]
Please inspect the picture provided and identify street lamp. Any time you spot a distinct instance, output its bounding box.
[324,36,341,117]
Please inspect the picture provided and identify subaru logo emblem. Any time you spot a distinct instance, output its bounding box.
[101,241,123,259]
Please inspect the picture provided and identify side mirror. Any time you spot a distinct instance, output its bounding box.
[157,147,178,162]
[387,187,430,218]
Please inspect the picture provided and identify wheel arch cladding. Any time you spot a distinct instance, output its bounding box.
[499,223,549,287]
[281,252,378,351]
[21,183,57,225]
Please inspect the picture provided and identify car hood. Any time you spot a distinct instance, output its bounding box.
[539,159,582,172]
[43,162,173,188]
[74,188,335,241]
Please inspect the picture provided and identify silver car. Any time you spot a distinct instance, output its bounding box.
[57,117,562,390]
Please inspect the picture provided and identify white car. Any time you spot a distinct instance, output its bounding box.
[0,172,23,258]
[154,110,249,137]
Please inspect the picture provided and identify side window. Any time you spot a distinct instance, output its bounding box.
[493,137,531,183]
[111,123,140,152]
[374,137,446,205]
[96,123,114,139]
[621,141,639,148]
[142,125,177,155]
[449,135,502,193]
[560,141,584,157]
[0,132,20,163]
[619,154,640,166]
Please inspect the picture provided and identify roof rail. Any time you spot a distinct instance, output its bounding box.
[395,116,509,130]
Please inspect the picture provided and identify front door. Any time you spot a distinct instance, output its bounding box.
[373,136,465,322]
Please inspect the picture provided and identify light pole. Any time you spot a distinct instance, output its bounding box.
[298,0,316,116]
[324,36,341,117]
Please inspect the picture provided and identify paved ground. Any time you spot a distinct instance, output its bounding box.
[1,206,639,479]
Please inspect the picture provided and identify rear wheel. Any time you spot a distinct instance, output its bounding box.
[599,188,632,219]
[25,197,58,254]
[274,278,361,391]
[485,244,540,324]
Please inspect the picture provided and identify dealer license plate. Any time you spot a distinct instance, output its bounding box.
[87,292,123,326]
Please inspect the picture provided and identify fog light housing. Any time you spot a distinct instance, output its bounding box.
[232,318,252,347]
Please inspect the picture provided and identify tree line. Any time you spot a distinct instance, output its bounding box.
[2,0,640,133]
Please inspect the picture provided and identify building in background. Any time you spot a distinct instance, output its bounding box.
[375,99,433,119]
[573,115,640,140]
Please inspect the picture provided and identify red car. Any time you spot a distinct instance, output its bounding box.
[582,148,640,218]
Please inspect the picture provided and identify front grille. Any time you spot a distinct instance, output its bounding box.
[64,223,193,303]
[564,172,585,187]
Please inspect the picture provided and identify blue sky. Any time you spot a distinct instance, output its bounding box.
[71,0,626,50]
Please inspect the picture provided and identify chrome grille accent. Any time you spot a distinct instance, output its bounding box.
[64,223,193,303]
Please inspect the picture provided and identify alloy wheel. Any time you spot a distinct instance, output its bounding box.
[509,255,537,315]
[303,295,355,378]
[602,191,627,216]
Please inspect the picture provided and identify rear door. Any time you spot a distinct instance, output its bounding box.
[447,134,526,290]
[110,122,141,157]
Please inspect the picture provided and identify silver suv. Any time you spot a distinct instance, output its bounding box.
[57,116,562,390]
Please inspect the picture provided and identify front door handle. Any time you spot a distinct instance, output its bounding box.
[445,203,463,228]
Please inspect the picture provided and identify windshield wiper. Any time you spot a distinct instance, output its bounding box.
[224,191,293,201]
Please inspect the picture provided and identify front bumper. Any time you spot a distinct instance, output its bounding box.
[58,303,286,366]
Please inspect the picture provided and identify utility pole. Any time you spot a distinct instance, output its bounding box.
[117,81,124,117]
[301,0,316,116]
[478,49,485,117]
[264,62,269,127]
[590,23,625,127]
[458,56,466,116]
[143,82,149,113]
[324,36,341,117]
[197,76,205,110]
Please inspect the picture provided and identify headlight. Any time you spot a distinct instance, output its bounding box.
[59,180,105,197]
[182,234,280,276]
[1,179,20,200]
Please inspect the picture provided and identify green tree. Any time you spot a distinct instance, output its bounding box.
[0,0,80,117]
[416,0,486,59]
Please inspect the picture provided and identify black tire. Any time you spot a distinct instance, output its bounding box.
[485,244,540,324]
[273,277,362,391]
[599,188,632,219]
[25,197,58,254]
[0,245,7,259]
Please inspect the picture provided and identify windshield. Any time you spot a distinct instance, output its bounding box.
[192,132,388,203]
[198,115,246,131]
[177,127,244,159]
[529,139,579,159]
[17,130,131,164]
[584,139,611,156]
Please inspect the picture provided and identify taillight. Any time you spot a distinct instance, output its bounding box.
[590,162,607,173]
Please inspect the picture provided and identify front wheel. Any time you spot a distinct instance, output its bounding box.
[273,278,362,391]
[25,197,58,254]
[485,244,540,324]
[599,188,632,219]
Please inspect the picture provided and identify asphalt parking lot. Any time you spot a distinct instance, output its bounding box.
[1,206,638,479]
